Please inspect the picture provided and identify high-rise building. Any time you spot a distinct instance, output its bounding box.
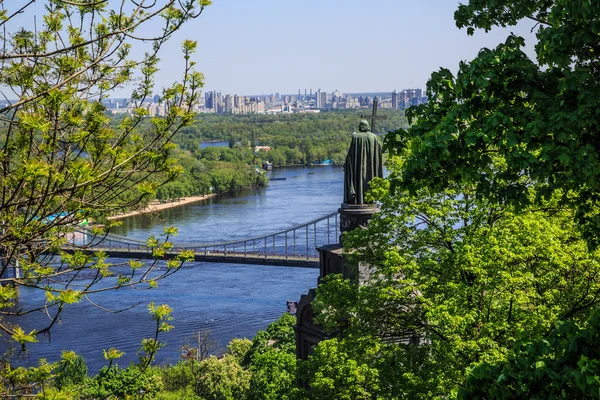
[319,91,327,109]
[207,91,222,111]
[216,91,223,111]
[392,90,398,110]
[225,94,234,113]
[315,89,322,108]
[234,95,245,108]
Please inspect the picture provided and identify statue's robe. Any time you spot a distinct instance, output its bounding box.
[343,131,383,204]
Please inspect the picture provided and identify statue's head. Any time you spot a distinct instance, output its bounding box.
[359,120,370,132]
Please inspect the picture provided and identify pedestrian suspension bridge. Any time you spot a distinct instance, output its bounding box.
[64,211,341,268]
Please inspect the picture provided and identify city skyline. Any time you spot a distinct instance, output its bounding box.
[86,86,428,117]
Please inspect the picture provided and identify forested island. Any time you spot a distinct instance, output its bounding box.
[148,110,405,201]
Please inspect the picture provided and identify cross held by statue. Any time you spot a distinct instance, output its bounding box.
[361,99,387,134]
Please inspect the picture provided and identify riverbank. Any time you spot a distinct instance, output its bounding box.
[107,194,216,220]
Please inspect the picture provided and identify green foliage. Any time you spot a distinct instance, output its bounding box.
[307,158,600,397]
[244,312,297,365]
[1,352,85,398]
[300,1,600,398]
[142,108,406,203]
[248,346,296,400]
[173,110,405,167]
[103,348,125,362]
[0,0,209,361]
[0,298,177,396]
[385,0,600,246]
[225,338,253,363]
[300,337,382,400]
[311,3,600,395]
[81,365,164,400]
[10,326,38,346]
[154,146,267,201]
[54,351,88,390]
[155,386,202,400]
[195,355,251,400]
[148,314,300,400]
[157,360,201,397]
[461,307,600,399]
[2,358,54,398]
[244,314,298,400]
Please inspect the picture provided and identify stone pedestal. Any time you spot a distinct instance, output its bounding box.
[317,243,349,283]
[295,203,380,369]
[295,289,331,362]
[338,203,379,244]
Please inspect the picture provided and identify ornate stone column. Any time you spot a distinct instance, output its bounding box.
[338,202,380,244]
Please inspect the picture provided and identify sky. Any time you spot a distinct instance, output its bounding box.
[152,0,539,96]
[5,1,540,98]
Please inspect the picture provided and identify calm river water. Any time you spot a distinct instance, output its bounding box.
[1,166,343,371]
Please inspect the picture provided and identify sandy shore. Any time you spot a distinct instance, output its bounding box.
[107,194,216,220]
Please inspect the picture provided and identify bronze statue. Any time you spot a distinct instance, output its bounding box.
[343,120,383,204]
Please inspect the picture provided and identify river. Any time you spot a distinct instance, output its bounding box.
[1,166,343,371]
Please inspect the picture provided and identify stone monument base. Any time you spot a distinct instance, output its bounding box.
[295,203,380,370]
[338,203,379,244]
[317,243,349,284]
[295,289,331,359]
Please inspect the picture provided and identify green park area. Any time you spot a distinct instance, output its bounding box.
[149,109,406,203]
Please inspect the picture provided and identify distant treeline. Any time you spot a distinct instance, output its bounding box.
[123,110,406,202]
[174,110,407,167]
[156,147,268,202]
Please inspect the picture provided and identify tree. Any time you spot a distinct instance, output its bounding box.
[1,303,174,397]
[202,146,222,161]
[306,159,600,396]
[194,355,251,400]
[0,0,208,367]
[53,351,88,390]
[299,337,382,400]
[149,314,300,400]
[241,313,298,400]
[384,0,600,245]
[81,363,165,399]
[302,0,600,396]
[461,307,600,399]
[225,338,253,364]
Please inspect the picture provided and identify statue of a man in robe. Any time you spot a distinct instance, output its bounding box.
[343,120,383,204]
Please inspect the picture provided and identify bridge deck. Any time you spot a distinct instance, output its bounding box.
[61,247,320,268]
[63,210,338,269]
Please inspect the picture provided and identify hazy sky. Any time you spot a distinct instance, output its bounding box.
[6,1,539,98]
[149,0,539,96]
